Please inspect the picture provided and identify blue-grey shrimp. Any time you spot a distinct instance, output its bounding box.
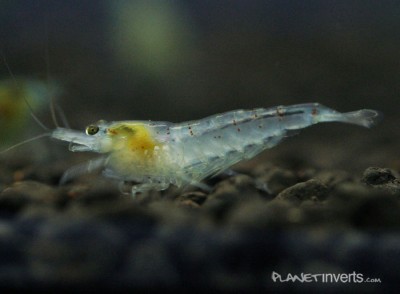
[47,103,382,196]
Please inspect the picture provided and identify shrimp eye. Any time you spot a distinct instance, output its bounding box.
[86,125,99,135]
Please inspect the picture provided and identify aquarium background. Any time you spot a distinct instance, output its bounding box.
[1,0,399,170]
[1,1,399,116]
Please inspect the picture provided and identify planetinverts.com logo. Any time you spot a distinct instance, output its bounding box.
[271,271,381,284]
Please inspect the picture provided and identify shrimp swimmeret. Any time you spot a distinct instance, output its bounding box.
[45,103,381,195]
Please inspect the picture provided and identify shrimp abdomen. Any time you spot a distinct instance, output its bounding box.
[168,103,382,182]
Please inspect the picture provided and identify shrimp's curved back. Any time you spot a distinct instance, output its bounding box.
[166,103,381,183]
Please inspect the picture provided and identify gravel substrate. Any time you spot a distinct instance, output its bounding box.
[0,157,399,291]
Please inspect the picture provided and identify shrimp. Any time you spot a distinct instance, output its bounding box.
[0,78,60,146]
[47,103,382,196]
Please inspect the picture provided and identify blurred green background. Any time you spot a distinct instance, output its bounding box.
[0,0,399,169]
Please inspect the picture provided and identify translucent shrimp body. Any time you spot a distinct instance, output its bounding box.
[51,103,381,195]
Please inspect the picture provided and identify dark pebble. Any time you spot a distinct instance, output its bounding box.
[227,198,304,229]
[0,181,61,214]
[256,166,298,195]
[148,201,196,226]
[208,174,261,201]
[276,179,329,204]
[203,175,261,221]
[66,198,159,225]
[177,199,201,209]
[69,182,122,205]
[363,167,397,185]
[362,167,400,194]
[176,191,207,205]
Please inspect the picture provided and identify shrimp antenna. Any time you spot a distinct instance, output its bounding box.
[44,18,60,129]
[0,50,50,131]
[0,133,51,154]
[55,103,71,128]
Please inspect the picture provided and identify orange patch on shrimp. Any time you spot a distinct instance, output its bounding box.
[107,123,160,159]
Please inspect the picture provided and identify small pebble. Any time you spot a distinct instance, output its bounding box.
[256,167,298,195]
[362,167,400,194]
[276,179,329,204]
[362,167,397,185]
[0,181,61,213]
[176,191,207,205]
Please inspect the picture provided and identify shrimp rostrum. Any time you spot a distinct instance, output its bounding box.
[45,103,382,196]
